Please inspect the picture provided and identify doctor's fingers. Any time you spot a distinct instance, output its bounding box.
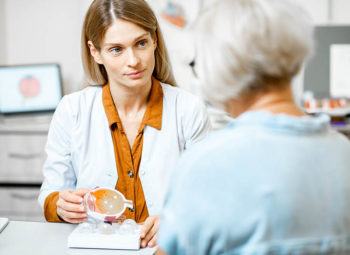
[57,208,86,223]
[140,216,159,237]
[147,234,158,248]
[59,190,84,204]
[63,217,87,224]
[141,219,159,247]
[57,206,87,220]
[74,188,90,197]
[56,198,86,213]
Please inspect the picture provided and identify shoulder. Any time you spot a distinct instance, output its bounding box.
[53,85,103,121]
[179,127,237,168]
[161,83,201,103]
[161,82,206,114]
[324,128,350,152]
[62,85,102,105]
[58,86,102,110]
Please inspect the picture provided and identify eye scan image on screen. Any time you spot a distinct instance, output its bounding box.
[0,64,62,114]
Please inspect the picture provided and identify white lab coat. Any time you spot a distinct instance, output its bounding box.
[38,83,211,216]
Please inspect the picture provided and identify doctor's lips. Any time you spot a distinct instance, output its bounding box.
[125,69,145,79]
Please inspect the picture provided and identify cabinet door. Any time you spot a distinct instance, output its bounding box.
[0,134,47,183]
[0,187,44,221]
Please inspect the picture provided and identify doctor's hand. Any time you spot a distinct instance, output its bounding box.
[56,188,90,224]
[140,215,160,248]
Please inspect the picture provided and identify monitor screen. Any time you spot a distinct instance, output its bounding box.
[304,26,350,98]
[0,64,63,114]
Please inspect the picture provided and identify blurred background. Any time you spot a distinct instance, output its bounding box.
[0,0,350,221]
[0,0,349,94]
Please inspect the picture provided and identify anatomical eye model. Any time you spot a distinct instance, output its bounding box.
[68,187,141,250]
[84,187,133,222]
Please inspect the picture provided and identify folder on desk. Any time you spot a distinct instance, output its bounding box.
[68,224,140,250]
[0,218,9,233]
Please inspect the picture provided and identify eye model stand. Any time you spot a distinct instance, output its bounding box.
[67,219,141,250]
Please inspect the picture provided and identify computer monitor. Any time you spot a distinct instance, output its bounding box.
[0,63,63,114]
[304,26,350,99]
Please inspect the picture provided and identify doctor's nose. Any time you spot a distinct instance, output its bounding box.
[126,49,140,67]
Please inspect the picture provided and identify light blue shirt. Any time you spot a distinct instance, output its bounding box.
[159,111,350,255]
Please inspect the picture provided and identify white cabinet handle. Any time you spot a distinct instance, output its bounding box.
[10,193,37,200]
[8,153,41,159]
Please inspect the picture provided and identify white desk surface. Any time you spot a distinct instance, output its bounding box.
[0,221,156,255]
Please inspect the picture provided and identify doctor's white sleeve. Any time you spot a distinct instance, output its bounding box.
[38,95,77,208]
[180,93,212,149]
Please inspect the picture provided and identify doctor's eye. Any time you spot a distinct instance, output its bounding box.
[110,47,123,56]
[137,39,148,48]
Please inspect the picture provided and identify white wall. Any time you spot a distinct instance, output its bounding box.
[3,0,91,93]
[332,0,350,24]
[0,0,6,65]
[1,0,349,96]
[290,0,350,25]
[294,0,329,24]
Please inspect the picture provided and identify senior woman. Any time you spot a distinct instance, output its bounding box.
[157,0,350,254]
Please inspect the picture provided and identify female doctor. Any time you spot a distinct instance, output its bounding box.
[38,0,210,248]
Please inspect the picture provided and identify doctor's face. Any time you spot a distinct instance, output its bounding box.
[89,18,156,89]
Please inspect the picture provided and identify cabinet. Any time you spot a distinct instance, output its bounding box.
[0,115,51,221]
[0,187,43,221]
[0,134,47,183]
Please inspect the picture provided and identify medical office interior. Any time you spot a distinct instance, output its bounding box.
[0,0,350,238]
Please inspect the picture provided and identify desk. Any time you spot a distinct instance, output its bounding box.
[0,221,156,255]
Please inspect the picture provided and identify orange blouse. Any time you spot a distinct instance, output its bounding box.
[102,79,163,223]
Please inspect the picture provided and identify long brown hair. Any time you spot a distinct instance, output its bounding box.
[81,0,176,86]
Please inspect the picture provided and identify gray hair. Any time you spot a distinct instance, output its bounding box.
[194,0,314,105]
